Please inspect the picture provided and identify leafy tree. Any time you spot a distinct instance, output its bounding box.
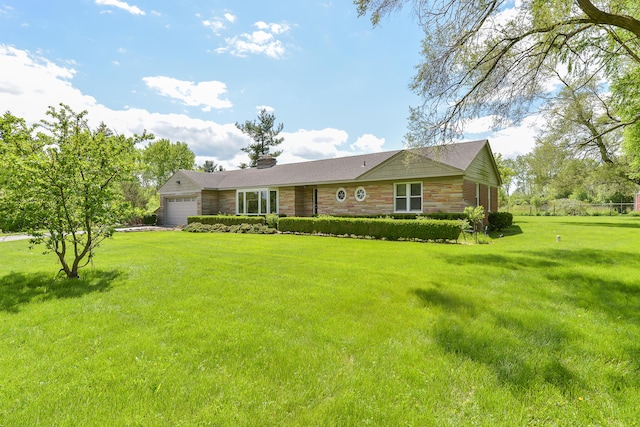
[198,160,224,173]
[494,153,516,208]
[141,138,195,189]
[0,105,150,279]
[614,65,640,182]
[535,73,640,186]
[356,1,640,149]
[508,154,535,201]
[540,75,620,164]
[235,109,284,168]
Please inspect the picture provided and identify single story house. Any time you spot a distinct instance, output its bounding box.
[158,139,502,225]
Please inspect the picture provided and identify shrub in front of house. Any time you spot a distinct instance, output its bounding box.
[278,217,461,241]
[488,212,513,230]
[184,222,276,234]
[329,213,465,220]
[420,212,467,221]
[277,217,316,234]
[188,215,266,226]
[142,214,157,225]
[265,214,279,229]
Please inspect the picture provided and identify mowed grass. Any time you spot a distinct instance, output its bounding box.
[1,216,639,426]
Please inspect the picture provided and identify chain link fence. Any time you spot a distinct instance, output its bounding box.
[503,200,637,216]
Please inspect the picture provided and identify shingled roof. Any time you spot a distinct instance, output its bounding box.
[173,139,489,190]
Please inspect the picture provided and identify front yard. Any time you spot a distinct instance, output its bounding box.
[1,216,639,425]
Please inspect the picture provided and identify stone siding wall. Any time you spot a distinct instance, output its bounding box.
[278,187,296,217]
[423,177,466,213]
[201,190,219,215]
[218,190,236,214]
[313,177,467,216]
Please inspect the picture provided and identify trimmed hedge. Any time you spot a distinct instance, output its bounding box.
[187,215,266,226]
[421,212,467,221]
[320,213,466,221]
[488,212,513,230]
[278,217,462,241]
[142,214,157,225]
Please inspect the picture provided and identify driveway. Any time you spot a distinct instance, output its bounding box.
[0,234,31,242]
[0,226,177,243]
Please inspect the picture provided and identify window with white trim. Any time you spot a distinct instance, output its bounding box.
[336,187,347,202]
[394,182,422,212]
[236,189,278,215]
[355,186,366,202]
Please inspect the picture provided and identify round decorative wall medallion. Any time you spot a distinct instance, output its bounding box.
[336,188,347,202]
[355,186,366,202]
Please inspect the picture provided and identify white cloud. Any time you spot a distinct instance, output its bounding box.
[278,128,351,163]
[216,21,290,59]
[462,114,542,158]
[0,45,390,172]
[350,133,386,152]
[0,45,242,164]
[142,76,232,111]
[202,18,226,34]
[0,44,97,123]
[254,21,290,34]
[256,105,274,113]
[1,5,13,16]
[95,0,145,16]
[202,12,237,35]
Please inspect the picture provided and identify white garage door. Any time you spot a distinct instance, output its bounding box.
[166,197,197,225]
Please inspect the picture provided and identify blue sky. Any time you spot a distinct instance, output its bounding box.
[0,0,538,169]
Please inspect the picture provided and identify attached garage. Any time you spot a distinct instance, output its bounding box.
[165,196,197,225]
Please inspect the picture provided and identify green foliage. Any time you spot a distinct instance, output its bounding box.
[278,216,461,241]
[0,105,148,278]
[183,222,276,234]
[265,213,279,229]
[197,160,223,173]
[187,215,266,226]
[141,138,195,189]
[464,205,485,243]
[488,212,513,231]
[357,0,640,154]
[420,212,467,221]
[142,214,157,225]
[318,213,466,220]
[235,109,284,168]
[613,65,640,183]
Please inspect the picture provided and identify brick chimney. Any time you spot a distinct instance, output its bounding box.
[256,155,277,169]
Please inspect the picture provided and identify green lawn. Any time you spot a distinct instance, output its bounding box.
[1,216,639,426]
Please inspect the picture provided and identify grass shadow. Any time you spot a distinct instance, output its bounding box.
[413,287,477,316]
[432,308,582,392]
[0,269,121,313]
[491,224,523,238]
[441,252,561,270]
